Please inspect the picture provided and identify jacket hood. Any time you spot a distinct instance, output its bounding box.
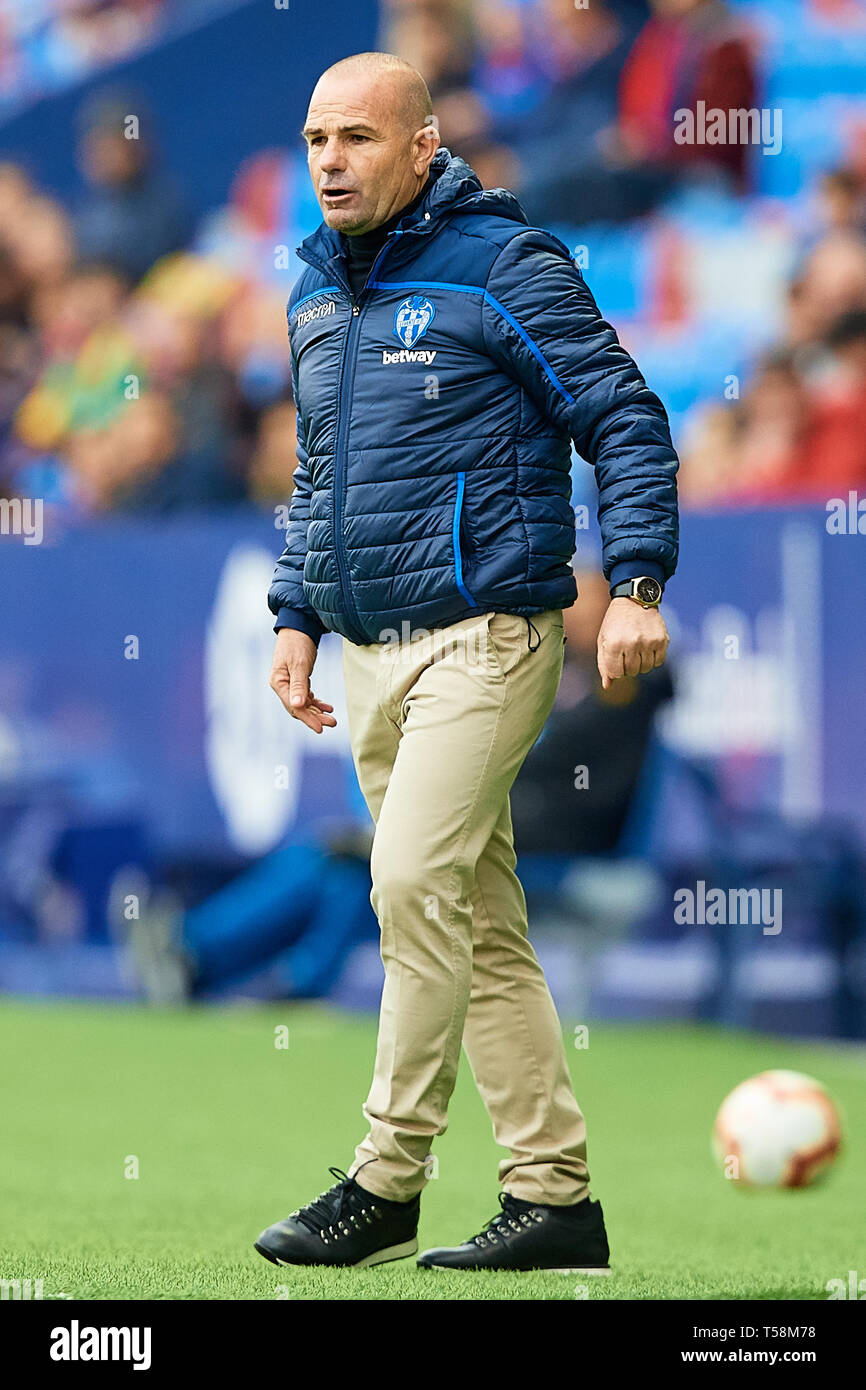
[297,147,528,269]
[419,147,528,226]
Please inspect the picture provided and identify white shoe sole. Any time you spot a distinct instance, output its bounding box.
[423,1263,611,1275]
[270,1238,419,1269]
[354,1239,419,1268]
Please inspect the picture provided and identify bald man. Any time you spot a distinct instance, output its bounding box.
[256,52,678,1273]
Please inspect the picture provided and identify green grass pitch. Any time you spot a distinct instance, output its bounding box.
[2,998,864,1301]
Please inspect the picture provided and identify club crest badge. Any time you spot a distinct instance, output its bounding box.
[394,295,436,349]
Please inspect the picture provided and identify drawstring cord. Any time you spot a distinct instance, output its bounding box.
[525,617,541,652]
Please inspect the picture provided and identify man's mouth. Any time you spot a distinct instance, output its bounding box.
[321,187,356,204]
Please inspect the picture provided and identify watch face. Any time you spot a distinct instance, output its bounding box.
[636,577,662,605]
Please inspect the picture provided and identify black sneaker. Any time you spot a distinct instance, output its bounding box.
[417,1193,610,1274]
[254,1167,420,1268]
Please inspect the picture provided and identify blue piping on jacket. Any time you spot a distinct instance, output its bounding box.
[452,471,477,608]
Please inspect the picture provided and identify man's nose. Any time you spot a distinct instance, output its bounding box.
[318,139,347,173]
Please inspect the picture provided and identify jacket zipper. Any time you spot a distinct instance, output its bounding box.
[331,297,366,643]
[298,231,404,645]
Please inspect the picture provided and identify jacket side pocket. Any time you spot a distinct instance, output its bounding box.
[452,471,478,607]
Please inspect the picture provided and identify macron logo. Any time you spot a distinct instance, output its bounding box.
[382,348,437,365]
[296,300,335,328]
[50,1321,152,1371]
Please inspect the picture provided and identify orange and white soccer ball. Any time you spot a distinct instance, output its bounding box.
[712,1070,842,1187]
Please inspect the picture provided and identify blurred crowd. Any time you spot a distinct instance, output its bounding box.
[389,0,866,506]
[387,0,760,223]
[0,89,300,514]
[1,0,866,520]
[0,1,194,114]
[680,163,866,505]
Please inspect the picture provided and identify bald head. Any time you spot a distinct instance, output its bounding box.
[302,51,440,235]
[321,53,433,134]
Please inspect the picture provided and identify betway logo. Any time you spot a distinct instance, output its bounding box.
[382,348,437,365]
[296,300,335,328]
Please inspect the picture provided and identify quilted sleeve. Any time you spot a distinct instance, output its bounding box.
[267,350,327,643]
[481,229,679,585]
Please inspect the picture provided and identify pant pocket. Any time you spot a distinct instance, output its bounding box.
[487,610,564,677]
[486,612,526,678]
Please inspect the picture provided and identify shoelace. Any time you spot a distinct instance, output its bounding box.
[290,1167,381,1242]
[471,1192,543,1247]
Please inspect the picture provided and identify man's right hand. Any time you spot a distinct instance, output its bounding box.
[269,628,337,734]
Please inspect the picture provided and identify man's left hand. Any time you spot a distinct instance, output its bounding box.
[597,597,670,690]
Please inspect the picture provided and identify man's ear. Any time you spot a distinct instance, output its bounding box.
[414,120,440,175]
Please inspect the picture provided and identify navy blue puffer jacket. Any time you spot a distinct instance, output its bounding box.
[269,149,678,646]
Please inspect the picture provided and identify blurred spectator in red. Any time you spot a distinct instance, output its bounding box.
[619,0,757,192]
[682,318,866,507]
[73,90,192,283]
[783,311,866,500]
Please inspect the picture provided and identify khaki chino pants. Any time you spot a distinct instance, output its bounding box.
[341,608,590,1206]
